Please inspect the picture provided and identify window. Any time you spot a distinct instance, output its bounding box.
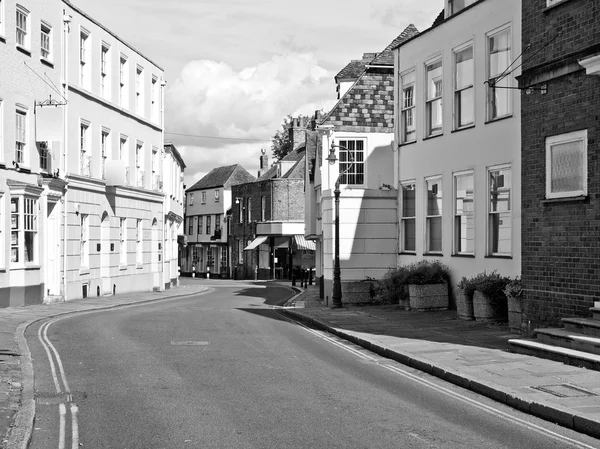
[136,141,144,187]
[80,214,89,267]
[119,55,128,108]
[79,29,90,88]
[338,139,365,185]
[454,171,474,255]
[247,199,251,222]
[151,147,159,190]
[16,6,29,49]
[197,216,202,234]
[206,215,211,235]
[546,130,587,199]
[547,0,567,7]
[448,0,476,15]
[189,193,194,206]
[151,76,158,122]
[136,219,142,265]
[11,197,37,264]
[80,121,90,176]
[454,45,474,128]
[426,177,442,253]
[401,70,416,143]
[38,141,49,171]
[426,60,443,136]
[487,27,511,120]
[15,109,26,165]
[120,218,127,265]
[238,239,243,264]
[214,189,220,202]
[201,191,206,203]
[101,128,110,180]
[261,196,266,221]
[192,246,198,265]
[135,66,143,115]
[187,217,193,235]
[216,214,222,232]
[101,43,110,99]
[238,199,243,223]
[40,22,51,60]
[207,247,214,271]
[220,246,227,271]
[120,135,129,183]
[400,182,416,252]
[488,166,511,256]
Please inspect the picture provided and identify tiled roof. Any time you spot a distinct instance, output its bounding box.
[370,24,420,66]
[187,164,256,192]
[282,157,305,179]
[257,144,306,181]
[335,53,377,81]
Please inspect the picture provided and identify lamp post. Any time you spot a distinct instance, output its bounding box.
[326,141,356,308]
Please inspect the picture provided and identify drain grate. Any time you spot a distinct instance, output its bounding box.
[531,384,596,398]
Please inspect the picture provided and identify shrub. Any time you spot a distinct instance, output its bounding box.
[463,270,510,304]
[403,260,450,285]
[503,276,523,299]
[374,261,450,304]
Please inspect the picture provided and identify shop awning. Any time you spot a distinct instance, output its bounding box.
[244,236,268,251]
[294,235,316,251]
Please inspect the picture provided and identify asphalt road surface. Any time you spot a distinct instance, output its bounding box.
[26,281,600,449]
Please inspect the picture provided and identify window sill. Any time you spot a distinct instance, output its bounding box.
[544,0,572,13]
[119,264,127,271]
[16,45,31,56]
[451,124,475,134]
[40,58,54,68]
[14,164,32,173]
[484,114,513,125]
[398,251,417,256]
[451,253,475,258]
[485,255,512,259]
[79,268,90,275]
[398,140,417,148]
[542,195,588,204]
[423,252,443,257]
[136,263,143,269]
[10,264,41,271]
[423,133,444,141]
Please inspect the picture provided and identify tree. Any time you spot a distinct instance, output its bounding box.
[270,114,313,161]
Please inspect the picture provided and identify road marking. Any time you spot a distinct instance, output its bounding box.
[170,341,210,346]
[41,319,72,393]
[38,321,62,393]
[58,403,66,449]
[71,404,79,449]
[276,309,599,449]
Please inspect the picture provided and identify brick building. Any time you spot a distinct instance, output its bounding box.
[520,0,600,326]
[232,120,315,280]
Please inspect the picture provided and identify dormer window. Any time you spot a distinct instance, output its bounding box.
[448,0,477,16]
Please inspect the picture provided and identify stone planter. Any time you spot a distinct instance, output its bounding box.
[455,287,474,320]
[473,290,508,322]
[507,295,522,333]
[408,283,448,311]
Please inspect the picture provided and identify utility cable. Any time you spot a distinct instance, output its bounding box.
[164,131,269,142]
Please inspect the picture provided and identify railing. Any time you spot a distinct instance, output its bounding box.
[80,153,92,177]
[137,170,145,188]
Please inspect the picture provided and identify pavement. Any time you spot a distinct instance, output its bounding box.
[283,284,600,443]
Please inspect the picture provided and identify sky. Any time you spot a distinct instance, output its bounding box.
[72,0,441,188]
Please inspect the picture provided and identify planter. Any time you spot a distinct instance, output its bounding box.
[507,295,522,333]
[473,290,508,322]
[408,283,448,311]
[455,287,474,320]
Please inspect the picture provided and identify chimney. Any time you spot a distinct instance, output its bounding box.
[288,116,306,152]
[258,148,268,177]
[311,110,322,130]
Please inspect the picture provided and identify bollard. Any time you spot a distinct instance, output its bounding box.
[254,266,258,281]
[192,265,196,278]
[207,266,210,279]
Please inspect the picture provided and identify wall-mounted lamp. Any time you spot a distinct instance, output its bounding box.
[326,142,338,166]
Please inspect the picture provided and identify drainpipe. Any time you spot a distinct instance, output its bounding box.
[62,11,71,301]
[160,78,167,290]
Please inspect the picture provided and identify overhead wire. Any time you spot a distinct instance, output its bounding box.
[164,131,270,142]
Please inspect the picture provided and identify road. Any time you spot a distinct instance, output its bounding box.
[26,281,600,449]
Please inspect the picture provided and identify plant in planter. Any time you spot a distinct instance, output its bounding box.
[373,265,410,306]
[504,276,523,333]
[403,260,450,311]
[468,270,509,322]
[456,276,474,320]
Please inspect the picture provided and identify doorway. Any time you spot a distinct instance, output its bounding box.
[45,201,61,296]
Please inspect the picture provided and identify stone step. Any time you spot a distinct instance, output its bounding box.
[563,317,600,337]
[509,338,600,372]
[590,307,600,321]
[535,328,600,355]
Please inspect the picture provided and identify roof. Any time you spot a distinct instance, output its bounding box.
[334,53,377,82]
[257,144,307,181]
[187,164,256,192]
[370,24,420,66]
[164,143,185,169]
[431,9,445,28]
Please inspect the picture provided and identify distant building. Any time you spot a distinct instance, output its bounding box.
[163,143,185,289]
[182,165,256,278]
[519,0,600,325]
[234,119,315,281]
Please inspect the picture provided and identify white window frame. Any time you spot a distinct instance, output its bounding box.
[119,218,127,266]
[136,219,143,265]
[10,196,38,265]
[151,76,158,122]
[337,138,366,186]
[15,106,27,166]
[136,65,144,116]
[247,198,251,222]
[453,170,475,255]
[15,5,29,49]
[101,43,110,100]
[119,55,128,108]
[206,215,211,235]
[38,141,49,172]
[425,58,443,137]
[400,69,416,143]
[201,191,206,204]
[189,193,194,206]
[425,176,443,254]
[487,164,512,256]
[238,199,243,223]
[198,216,203,235]
[400,180,416,253]
[79,28,90,89]
[40,21,52,61]
[261,196,265,221]
[136,141,144,188]
[207,246,214,271]
[120,134,129,184]
[79,119,91,177]
[486,24,512,121]
[448,0,477,16]
[80,214,89,268]
[220,246,227,270]
[238,239,243,264]
[453,41,474,129]
[101,127,110,180]
[214,189,220,202]
[545,130,588,199]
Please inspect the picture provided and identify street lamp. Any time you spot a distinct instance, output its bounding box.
[326,141,356,308]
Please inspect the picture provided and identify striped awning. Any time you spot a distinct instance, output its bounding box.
[294,235,316,251]
[244,236,268,251]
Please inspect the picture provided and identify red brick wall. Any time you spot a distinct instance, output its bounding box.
[521,0,600,326]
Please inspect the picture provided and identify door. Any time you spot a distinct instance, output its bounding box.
[45,201,60,296]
